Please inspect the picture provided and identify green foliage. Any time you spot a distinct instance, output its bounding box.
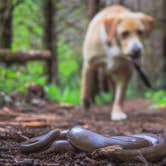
[0,62,47,94]
[95,92,112,105]
[127,84,144,98]
[3,0,164,106]
[5,0,80,104]
[44,84,80,105]
[13,0,43,50]
[43,40,81,105]
[0,39,81,105]
[145,90,166,106]
[58,40,81,89]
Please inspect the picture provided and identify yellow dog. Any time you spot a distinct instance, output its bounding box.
[81,5,154,121]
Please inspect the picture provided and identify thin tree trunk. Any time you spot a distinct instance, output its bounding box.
[118,0,125,5]
[43,0,58,83]
[87,0,100,21]
[162,0,166,78]
[0,0,13,48]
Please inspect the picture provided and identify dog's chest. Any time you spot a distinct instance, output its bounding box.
[105,55,132,72]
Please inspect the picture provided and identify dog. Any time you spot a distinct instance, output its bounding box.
[81,5,154,121]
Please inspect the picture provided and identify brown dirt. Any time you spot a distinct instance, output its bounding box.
[0,98,166,166]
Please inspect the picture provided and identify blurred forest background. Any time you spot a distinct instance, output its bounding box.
[0,0,166,106]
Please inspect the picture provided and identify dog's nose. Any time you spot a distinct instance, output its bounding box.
[130,48,141,59]
[133,47,141,55]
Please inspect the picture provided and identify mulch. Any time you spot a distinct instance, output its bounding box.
[0,98,166,166]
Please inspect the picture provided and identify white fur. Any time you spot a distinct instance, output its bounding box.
[100,24,121,69]
[92,12,104,24]
[100,24,121,57]
[111,111,128,120]
[105,12,145,20]
[127,37,143,54]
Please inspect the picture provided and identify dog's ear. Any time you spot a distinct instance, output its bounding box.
[142,15,154,33]
[104,17,120,45]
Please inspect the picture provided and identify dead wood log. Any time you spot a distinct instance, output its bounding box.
[0,49,52,63]
[0,121,49,127]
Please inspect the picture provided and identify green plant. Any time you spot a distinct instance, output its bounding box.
[10,0,81,105]
[13,0,43,50]
[145,90,166,106]
[95,92,112,105]
[126,83,144,98]
[0,62,47,93]
[44,40,81,105]
[44,84,80,105]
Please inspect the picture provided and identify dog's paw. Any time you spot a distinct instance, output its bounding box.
[111,111,127,121]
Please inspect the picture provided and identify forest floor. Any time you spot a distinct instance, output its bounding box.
[0,98,166,166]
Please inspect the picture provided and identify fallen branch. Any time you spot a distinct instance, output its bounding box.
[0,121,49,127]
[0,49,52,63]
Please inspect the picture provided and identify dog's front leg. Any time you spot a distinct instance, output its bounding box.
[81,62,95,110]
[111,71,132,121]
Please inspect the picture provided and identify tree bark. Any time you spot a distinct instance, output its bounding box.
[162,0,166,78]
[0,0,13,48]
[86,0,100,21]
[43,0,58,83]
[118,0,126,5]
[0,49,51,63]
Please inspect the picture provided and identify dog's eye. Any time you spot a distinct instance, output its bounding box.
[121,31,130,39]
[137,30,144,36]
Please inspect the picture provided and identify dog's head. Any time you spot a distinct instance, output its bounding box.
[104,13,154,60]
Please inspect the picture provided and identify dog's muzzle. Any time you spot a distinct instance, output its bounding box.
[128,38,143,60]
[130,47,142,60]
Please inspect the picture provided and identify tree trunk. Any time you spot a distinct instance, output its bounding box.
[118,0,126,5]
[86,0,100,21]
[162,0,166,78]
[0,0,13,49]
[43,0,58,83]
